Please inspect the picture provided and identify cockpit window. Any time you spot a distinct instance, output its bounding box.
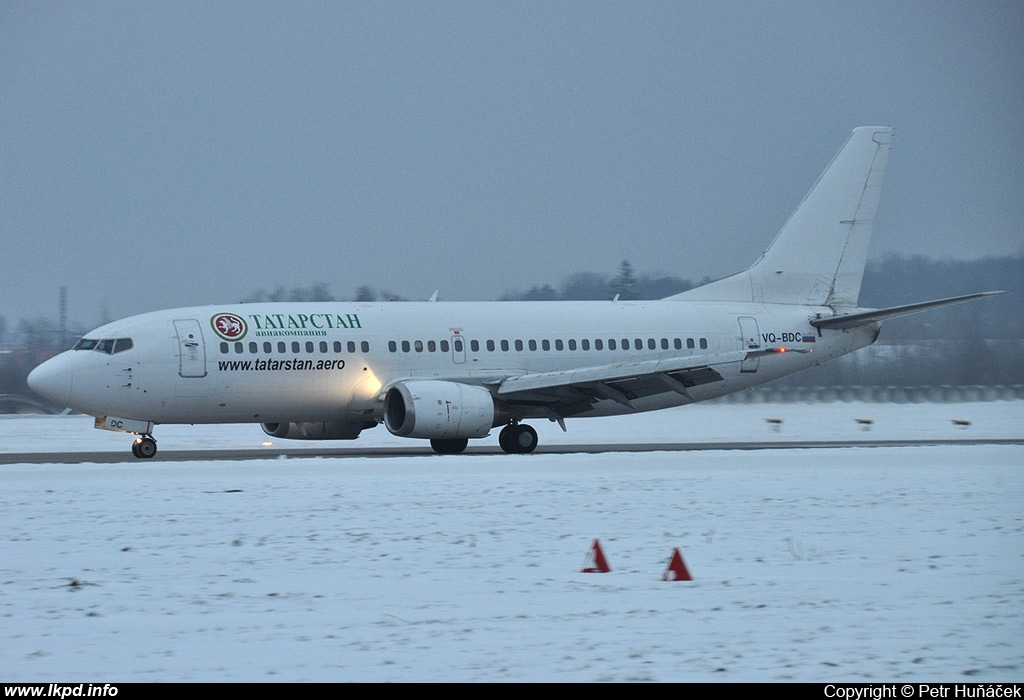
[73,337,134,355]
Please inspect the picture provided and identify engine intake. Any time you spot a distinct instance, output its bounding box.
[384,380,504,439]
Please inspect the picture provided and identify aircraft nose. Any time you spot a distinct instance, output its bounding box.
[27,353,74,407]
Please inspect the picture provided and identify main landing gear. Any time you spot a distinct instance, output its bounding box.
[131,435,157,459]
[428,423,539,455]
[499,422,538,454]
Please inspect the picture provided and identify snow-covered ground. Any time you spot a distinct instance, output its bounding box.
[1,401,1021,682]
[2,399,1020,453]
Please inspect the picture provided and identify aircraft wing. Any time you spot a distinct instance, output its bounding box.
[493,350,752,415]
[810,291,1005,330]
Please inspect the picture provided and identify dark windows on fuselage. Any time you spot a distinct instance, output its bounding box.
[220,340,370,355]
[382,335,713,355]
[217,334,710,357]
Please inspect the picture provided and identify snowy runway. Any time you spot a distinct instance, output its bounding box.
[1,402,1021,682]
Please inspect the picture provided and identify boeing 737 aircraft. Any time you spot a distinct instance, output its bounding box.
[28,127,1002,457]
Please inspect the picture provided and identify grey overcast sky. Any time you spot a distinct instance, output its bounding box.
[2,1,1022,328]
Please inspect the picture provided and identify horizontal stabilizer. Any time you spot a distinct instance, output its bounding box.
[810,291,1006,330]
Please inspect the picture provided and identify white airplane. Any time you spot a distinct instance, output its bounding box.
[28,127,1002,458]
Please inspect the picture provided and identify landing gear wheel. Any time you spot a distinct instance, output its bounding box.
[498,425,514,453]
[132,436,157,459]
[513,424,538,453]
[430,438,468,454]
[499,423,538,454]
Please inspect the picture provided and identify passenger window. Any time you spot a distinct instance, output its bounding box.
[581,339,589,351]
[264,342,272,353]
[440,340,450,352]
[429,340,438,352]
[674,338,682,350]
[486,340,495,352]
[414,340,424,352]
[542,339,550,351]
[568,339,577,351]
[594,339,603,351]
[555,339,564,351]
[700,338,708,349]
[634,339,643,350]
[608,339,617,351]
[514,340,523,351]
[291,342,300,353]
[319,341,328,353]
[361,341,369,353]
[388,341,397,352]
[501,340,510,351]
[278,342,286,353]
[528,340,537,351]
[687,338,695,349]
[454,339,464,352]
[234,342,244,354]
[249,342,258,353]
[401,340,410,352]
[470,340,479,352]
[219,342,229,354]
[648,338,656,350]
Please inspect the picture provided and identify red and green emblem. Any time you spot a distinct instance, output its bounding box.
[211,313,247,341]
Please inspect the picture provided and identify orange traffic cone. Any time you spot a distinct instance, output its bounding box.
[662,547,692,581]
[581,539,611,573]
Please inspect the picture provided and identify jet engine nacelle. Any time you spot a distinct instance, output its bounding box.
[383,380,503,439]
[261,420,365,441]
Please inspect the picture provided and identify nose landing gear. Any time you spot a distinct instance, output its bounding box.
[131,435,157,458]
[498,422,538,454]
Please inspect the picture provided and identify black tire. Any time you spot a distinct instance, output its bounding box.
[135,437,157,459]
[430,438,468,454]
[513,424,538,454]
[498,425,514,453]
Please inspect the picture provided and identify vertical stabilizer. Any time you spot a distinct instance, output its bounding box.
[668,127,894,306]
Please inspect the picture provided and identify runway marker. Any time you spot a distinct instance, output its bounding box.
[582,539,611,573]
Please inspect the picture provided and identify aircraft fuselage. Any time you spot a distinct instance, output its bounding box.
[32,299,877,427]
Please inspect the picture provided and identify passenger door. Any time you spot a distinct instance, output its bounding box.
[738,317,760,373]
[174,319,207,378]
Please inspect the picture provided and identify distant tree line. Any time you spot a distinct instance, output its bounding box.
[1,255,1020,409]
[499,260,701,301]
[241,284,409,303]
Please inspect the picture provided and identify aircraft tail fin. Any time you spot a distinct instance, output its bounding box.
[667,127,894,306]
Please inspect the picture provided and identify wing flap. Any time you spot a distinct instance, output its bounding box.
[496,351,743,407]
[604,365,726,401]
